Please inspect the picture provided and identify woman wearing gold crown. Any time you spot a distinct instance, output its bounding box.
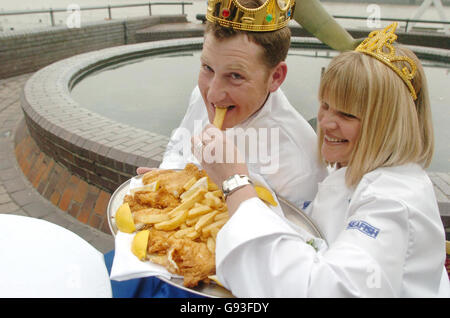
[193,22,450,297]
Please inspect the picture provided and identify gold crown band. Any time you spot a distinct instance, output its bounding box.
[206,0,295,32]
[355,22,418,100]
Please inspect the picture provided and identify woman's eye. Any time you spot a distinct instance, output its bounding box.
[341,112,357,119]
[321,103,329,111]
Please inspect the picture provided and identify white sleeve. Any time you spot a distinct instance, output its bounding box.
[216,195,410,297]
[159,87,202,170]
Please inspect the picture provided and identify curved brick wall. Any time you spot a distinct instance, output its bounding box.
[21,38,205,194]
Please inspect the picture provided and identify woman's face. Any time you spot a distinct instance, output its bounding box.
[318,100,361,167]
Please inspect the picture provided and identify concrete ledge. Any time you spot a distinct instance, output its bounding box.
[0,15,188,79]
[135,22,205,42]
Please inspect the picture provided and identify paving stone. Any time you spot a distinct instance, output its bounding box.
[0,201,20,214]
[6,210,29,217]
[0,167,20,181]
[0,158,14,170]
[0,193,11,204]
[10,189,38,206]
[22,200,53,218]
[42,211,79,230]
[3,178,28,193]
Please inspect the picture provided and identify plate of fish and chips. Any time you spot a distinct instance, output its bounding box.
[107,163,324,298]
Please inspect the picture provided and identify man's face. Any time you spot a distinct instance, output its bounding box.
[198,33,273,129]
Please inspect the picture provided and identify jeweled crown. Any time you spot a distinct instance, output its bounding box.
[355,22,418,100]
[206,0,295,32]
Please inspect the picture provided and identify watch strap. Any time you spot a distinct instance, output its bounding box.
[222,174,253,199]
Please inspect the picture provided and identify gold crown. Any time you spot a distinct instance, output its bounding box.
[355,22,417,100]
[206,0,296,32]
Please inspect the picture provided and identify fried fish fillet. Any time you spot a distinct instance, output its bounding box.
[143,229,216,287]
[146,228,175,254]
[134,188,179,209]
[142,163,206,197]
[166,238,216,288]
[123,187,179,214]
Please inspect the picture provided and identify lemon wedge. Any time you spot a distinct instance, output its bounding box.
[131,230,150,261]
[115,202,136,233]
[254,185,278,206]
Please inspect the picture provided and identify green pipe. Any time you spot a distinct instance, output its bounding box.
[293,0,360,51]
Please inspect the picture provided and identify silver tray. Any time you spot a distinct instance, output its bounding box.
[107,175,324,298]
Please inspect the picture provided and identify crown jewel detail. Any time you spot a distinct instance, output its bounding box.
[355,22,417,100]
[206,0,295,32]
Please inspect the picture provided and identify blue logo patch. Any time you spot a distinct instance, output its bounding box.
[347,220,380,239]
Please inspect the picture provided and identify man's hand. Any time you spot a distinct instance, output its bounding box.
[191,124,249,188]
[191,124,257,215]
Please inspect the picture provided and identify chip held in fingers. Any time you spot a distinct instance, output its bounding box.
[213,106,227,129]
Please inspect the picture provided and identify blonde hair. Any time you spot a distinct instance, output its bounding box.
[318,47,434,187]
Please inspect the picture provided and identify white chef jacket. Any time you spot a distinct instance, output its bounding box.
[159,86,328,210]
[216,163,450,297]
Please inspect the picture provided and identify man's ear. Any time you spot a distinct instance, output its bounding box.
[268,61,288,93]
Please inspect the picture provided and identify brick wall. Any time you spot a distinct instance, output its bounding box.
[0,15,187,79]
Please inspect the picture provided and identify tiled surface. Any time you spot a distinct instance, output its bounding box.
[0,73,114,254]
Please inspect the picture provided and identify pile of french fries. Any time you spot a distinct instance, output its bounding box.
[132,174,229,255]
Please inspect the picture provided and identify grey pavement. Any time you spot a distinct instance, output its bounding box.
[0,73,114,254]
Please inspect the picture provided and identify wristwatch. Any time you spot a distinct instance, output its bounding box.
[222,174,253,199]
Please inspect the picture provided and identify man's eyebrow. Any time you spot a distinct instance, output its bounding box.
[226,63,249,73]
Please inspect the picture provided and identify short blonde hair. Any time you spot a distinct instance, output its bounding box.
[318,47,434,187]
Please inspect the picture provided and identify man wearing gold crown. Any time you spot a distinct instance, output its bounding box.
[157,0,358,211]
[193,22,450,297]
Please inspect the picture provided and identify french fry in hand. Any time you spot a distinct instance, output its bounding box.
[213,107,227,129]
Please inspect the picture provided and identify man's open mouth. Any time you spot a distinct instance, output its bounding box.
[214,104,235,110]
